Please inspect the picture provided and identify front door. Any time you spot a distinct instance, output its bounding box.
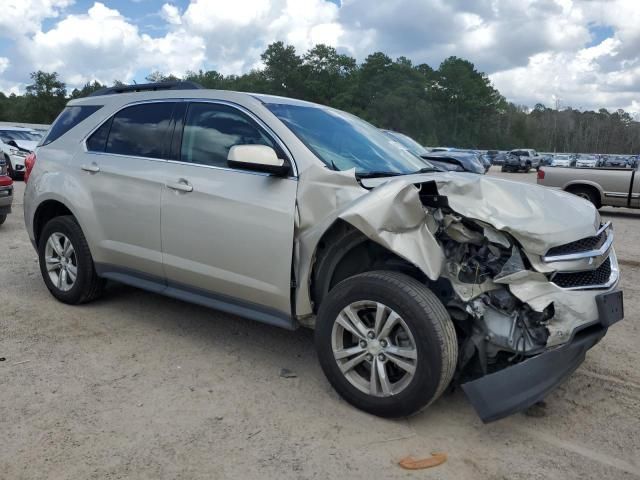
[160,101,297,320]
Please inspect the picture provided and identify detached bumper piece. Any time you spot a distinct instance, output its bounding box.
[462,290,623,423]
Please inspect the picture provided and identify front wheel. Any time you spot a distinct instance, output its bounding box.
[315,271,457,418]
[38,215,104,304]
[0,214,6,226]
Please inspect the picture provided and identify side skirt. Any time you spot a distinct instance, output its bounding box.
[95,263,298,331]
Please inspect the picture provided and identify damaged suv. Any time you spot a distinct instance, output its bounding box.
[24,83,623,422]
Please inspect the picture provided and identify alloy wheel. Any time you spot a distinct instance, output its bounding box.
[44,232,77,292]
[331,300,418,397]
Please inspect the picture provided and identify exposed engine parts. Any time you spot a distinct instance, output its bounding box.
[426,206,553,378]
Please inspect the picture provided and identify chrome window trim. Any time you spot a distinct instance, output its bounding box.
[542,222,613,263]
[551,251,619,291]
[82,98,299,178]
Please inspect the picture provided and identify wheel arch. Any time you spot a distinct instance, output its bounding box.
[309,219,427,315]
[33,199,76,246]
[563,181,603,206]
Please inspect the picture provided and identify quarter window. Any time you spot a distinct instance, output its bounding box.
[180,103,277,167]
[105,102,175,158]
[41,105,103,146]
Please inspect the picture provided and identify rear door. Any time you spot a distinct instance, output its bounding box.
[79,101,175,278]
[160,101,298,319]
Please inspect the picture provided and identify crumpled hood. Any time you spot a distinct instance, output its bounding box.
[12,140,37,152]
[361,172,599,255]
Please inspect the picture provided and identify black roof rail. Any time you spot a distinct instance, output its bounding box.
[88,81,204,97]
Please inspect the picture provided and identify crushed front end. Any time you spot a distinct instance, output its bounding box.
[419,183,624,422]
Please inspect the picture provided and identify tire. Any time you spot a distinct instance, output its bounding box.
[0,214,6,225]
[568,186,601,209]
[38,215,104,304]
[500,166,508,172]
[525,162,531,173]
[315,271,457,418]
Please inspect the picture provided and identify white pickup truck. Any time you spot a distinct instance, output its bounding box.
[537,163,640,209]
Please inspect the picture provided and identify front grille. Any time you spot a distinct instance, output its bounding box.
[546,228,607,257]
[552,257,612,288]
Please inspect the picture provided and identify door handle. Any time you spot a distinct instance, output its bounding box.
[166,179,193,193]
[81,163,100,173]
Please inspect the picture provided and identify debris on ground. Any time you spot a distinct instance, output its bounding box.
[398,453,447,470]
[524,400,548,418]
[279,368,297,378]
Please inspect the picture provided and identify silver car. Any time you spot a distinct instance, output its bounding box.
[23,83,623,422]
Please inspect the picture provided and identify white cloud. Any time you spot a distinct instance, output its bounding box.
[0,58,9,75]
[160,3,182,25]
[0,0,639,112]
[0,0,73,37]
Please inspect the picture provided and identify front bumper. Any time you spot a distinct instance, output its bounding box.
[462,290,623,422]
[8,154,26,174]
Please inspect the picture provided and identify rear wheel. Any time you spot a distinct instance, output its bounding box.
[315,271,457,418]
[38,215,104,304]
[0,214,6,225]
[567,186,601,209]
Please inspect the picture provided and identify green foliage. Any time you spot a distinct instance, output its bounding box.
[1,44,639,153]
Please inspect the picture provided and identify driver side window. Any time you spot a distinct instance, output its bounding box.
[180,103,277,168]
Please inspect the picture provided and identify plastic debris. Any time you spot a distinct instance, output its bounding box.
[279,368,297,378]
[398,452,447,470]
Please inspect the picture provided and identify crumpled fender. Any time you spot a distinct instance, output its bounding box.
[294,166,444,318]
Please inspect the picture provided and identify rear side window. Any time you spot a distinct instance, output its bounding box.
[86,117,113,152]
[41,105,103,146]
[105,102,175,158]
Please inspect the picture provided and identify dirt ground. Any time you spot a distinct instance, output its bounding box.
[1,167,639,479]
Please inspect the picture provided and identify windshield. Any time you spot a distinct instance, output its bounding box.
[382,130,429,156]
[265,103,434,175]
[0,130,38,142]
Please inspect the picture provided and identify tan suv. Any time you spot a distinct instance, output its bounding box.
[24,82,623,422]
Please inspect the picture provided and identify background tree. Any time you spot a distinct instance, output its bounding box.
[1,43,639,154]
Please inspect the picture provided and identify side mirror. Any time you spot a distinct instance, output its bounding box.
[227,145,290,176]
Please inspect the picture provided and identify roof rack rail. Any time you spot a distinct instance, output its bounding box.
[88,81,204,97]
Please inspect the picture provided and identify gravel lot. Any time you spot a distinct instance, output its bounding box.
[2,167,639,479]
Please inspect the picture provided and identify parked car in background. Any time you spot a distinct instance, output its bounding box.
[538,163,640,208]
[485,150,499,164]
[501,149,543,172]
[381,131,486,174]
[551,154,575,167]
[575,154,599,168]
[491,151,509,165]
[601,156,629,168]
[538,153,554,167]
[421,150,486,174]
[0,126,39,179]
[381,130,430,157]
[23,82,623,422]
[0,157,13,226]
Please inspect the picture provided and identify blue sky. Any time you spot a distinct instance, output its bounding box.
[0,0,638,113]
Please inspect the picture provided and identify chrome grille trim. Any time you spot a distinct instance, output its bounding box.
[542,222,613,263]
[551,252,619,291]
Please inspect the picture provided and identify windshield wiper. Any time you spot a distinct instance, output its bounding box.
[355,171,405,178]
[411,167,443,174]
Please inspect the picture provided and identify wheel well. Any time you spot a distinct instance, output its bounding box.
[565,183,601,207]
[33,200,73,245]
[310,220,427,312]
